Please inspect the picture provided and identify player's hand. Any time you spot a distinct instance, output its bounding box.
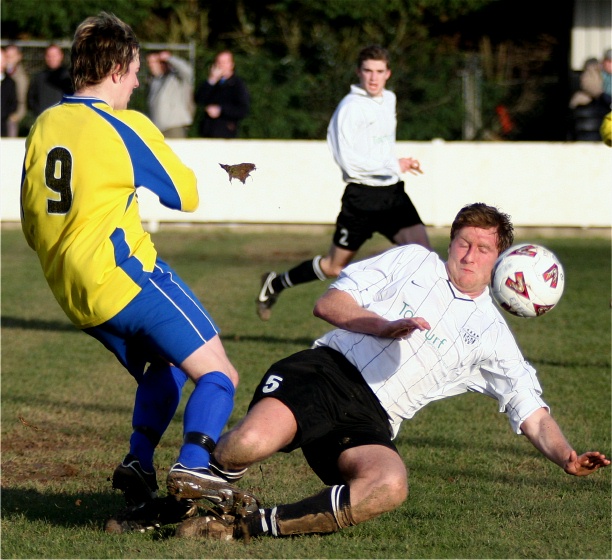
[564,450,610,476]
[205,104,222,118]
[399,157,423,176]
[208,64,223,84]
[380,317,430,339]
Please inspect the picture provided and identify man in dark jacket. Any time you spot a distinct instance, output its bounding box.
[1,47,18,137]
[27,44,73,117]
[195,51,249,138]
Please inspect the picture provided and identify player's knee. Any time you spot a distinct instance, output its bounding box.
[368,470,408,513]
[391,475,409,505]
[379,471,408,508]
[215,425,261,468]
[341,446,408,518]
[350,476,407,524]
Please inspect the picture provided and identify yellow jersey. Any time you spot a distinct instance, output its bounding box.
[21,96,198,328]
[601,111,612,147]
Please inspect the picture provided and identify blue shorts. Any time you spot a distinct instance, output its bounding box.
[84,258,219,381]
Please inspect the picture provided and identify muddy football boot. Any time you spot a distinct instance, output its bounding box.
[175,512,237,540]
[166,463,260,516]
[105,495,198,534]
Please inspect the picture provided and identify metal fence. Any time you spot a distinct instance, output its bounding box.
[0,39,196,135]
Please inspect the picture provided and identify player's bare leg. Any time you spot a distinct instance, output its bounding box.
[256,244,355,321]
[170,394,288,515]
[176,444,408,539]
[174,398,296,538]
[319,244,357,278]
[393,223,431,250]
[215,397,299,469]
[179,400,406,539]
[241,445,407,537]
[179,336,238,385]
[336,445,408,524]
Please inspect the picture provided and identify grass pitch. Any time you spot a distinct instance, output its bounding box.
[1,225,610,559]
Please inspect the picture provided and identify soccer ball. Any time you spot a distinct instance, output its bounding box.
[491,243,565,318]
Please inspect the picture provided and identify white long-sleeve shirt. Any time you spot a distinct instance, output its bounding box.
[147,55,194,132]
[327,84,402,186]
[314,245,548,439]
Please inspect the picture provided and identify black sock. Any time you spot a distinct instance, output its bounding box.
[236,508,270,539]
[237,485,355,538]
[271,256,326,294]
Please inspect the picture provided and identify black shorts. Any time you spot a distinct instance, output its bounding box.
[249,346,398,485]
[332,181,424,251]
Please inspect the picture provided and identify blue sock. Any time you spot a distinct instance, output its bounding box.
[177,371,235,468]
[130,363,188,471]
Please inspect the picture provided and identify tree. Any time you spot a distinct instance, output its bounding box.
[1,0,159,39]
[1,0,573,140]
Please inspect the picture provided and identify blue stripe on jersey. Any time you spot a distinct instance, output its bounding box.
[110,227,148,285]
[62,97,182,209]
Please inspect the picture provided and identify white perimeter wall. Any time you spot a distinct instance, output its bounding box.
[2,138,610,230]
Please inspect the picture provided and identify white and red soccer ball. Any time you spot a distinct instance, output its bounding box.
[491,243,565,318]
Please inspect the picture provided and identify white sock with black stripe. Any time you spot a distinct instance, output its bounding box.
[271,255,328,294]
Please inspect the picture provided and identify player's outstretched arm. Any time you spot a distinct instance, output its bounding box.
[314,288,430,337]
[520,408,610,476]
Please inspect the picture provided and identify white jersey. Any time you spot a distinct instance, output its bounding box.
[327,84,402,186]
[313,245,548,439]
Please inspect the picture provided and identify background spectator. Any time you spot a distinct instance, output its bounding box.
[195,50,249,138]
[4,44,29,137]
[569,49,611,141]
[569,57,600,110]
[146,50,195,138]
[27,44,72,117]
[1,47,18,137]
